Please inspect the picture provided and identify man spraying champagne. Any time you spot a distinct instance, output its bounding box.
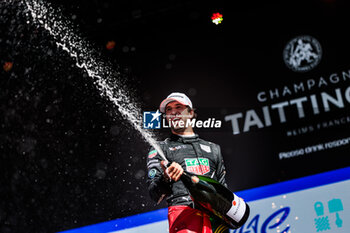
[146,92,247,233]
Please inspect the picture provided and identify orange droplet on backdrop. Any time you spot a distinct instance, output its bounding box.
[106,41,116,50]
[3,62,13,72]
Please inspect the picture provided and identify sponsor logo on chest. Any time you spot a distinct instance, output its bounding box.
[169,145,182,151]
[184,158,210,175]
[148,149,157,158]
[200,144,211,153]
[168,145,187,151]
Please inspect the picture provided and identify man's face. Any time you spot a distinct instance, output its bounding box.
[165,101,194,131]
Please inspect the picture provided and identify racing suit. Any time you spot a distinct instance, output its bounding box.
[146,133,229,233]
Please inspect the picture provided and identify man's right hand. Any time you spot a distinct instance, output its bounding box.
[160,161,184,182]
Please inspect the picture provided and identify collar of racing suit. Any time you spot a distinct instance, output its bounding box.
[170,133,200,143]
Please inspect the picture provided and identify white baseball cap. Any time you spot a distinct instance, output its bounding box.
[159,92,193,113]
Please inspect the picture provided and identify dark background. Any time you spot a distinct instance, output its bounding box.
[1,0,350,232]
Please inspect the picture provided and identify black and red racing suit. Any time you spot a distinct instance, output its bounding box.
[146,133,229,233]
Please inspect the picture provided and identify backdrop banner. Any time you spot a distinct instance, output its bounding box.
[60,167,350,233]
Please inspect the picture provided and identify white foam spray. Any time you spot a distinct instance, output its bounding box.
[22,0,167,161]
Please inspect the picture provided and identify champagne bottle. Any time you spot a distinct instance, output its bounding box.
[179,171,250,229]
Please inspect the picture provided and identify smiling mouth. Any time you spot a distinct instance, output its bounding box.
[169,118,184,126]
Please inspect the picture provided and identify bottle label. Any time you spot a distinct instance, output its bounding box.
[226,193,246,222]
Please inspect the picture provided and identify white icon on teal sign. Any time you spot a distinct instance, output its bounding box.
[313,199,344,232]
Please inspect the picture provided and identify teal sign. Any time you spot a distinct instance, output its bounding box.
[314,198,344,231]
